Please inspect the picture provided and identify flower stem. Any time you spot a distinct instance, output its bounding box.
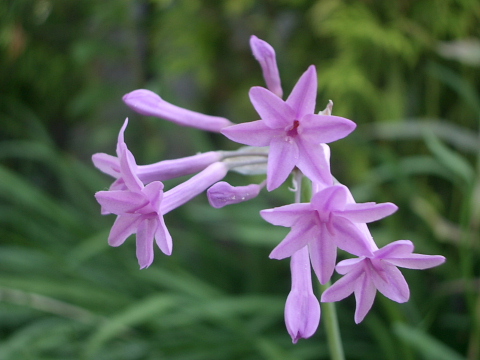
[319,280,345,360]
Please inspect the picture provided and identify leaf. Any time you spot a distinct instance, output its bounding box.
[394,323,465,360]
[423,132,474,185]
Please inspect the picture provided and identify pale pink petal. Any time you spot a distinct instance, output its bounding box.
[123,89,233,132]
[136,217,156,269]
[385,254,446,270]
[95,190,147,214]
[119,146,143,192]
[308,225,338,284]
[353,272,377,323]
[141,181,164,213]
[269,217,317,259]
[369,261,410,303]
[249,87,294,128]
[250,35,283,98]
[108,214,141,247]
[116,118,129,155]
[260,203,311,227]
[331,217,374,257]
[155,215,172,256]
[335,257,366,275]
[266,136,299,191]
[92,153,120,178]
[300,114,356,144]
[321,267,363,302]
[295,139,332,187]
[374,240,414,259]
[311,185,347,212]
[221,121,280,147]
[286,65,317,119]
[339,202,398,223]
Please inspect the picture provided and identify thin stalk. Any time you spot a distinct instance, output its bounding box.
[319,281,345,360]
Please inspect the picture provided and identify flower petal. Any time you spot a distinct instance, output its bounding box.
[385,254,446,270]
[339,202,398,223]
[155,215,172,256]
[266,136,299,191]
[136,217,156,269]
[336,257,366,275]
[374,240,414,259]
[119,146,143,192]
[269,217,317,260]
[295,139,333,187]
[92,153,120,178]
[311,185,348,212]
[108,214,141,247]
[300,114,356,144]
[286,65,317,119]
[321,266,363,303]
[95,190,147,214]
[249,86,294,128]
[369,261,410,303]
[308,225,338,284]
[353,272,377,323]
[260,203,311,227]
[221,120,279,147]
[331,217,374,257]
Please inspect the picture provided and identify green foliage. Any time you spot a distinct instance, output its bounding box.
[0,0,479,359]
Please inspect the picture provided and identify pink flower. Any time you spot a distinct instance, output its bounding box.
[206,181,264,208]
[123,89,234,132]
[321,240,445,323]
[222,66,356,190]
[260,185,398,284]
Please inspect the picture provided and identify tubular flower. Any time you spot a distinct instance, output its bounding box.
[207,181,264,208]
[222,66,356,190]
[321,240,446,323]
[260,185,398,284]
[123,89,234,132]
[250,35,283,98]
[285,246,321,343]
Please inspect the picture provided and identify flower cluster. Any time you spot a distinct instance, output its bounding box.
[93,35,445,342]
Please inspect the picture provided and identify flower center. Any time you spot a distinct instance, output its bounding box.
[286,120,300,137]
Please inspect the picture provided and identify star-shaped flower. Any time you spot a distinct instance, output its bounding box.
[260,185,398,284]
[221,66,356,190]
[95,141,172,269]
[321,240,445,323]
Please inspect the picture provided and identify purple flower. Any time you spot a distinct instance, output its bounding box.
[250,35,283,98]
[123,89,234,132]
[321,240,445,323]
[207,181,264,208]
[222,66,356,190]
[285,246,321,343]
[260,185,398,284]
[95,143,172,269]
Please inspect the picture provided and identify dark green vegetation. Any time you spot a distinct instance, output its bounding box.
[0,0,478,359]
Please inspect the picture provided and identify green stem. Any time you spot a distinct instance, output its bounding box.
[319,282,345,360]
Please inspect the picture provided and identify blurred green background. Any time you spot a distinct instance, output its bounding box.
[0,0,478,359]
